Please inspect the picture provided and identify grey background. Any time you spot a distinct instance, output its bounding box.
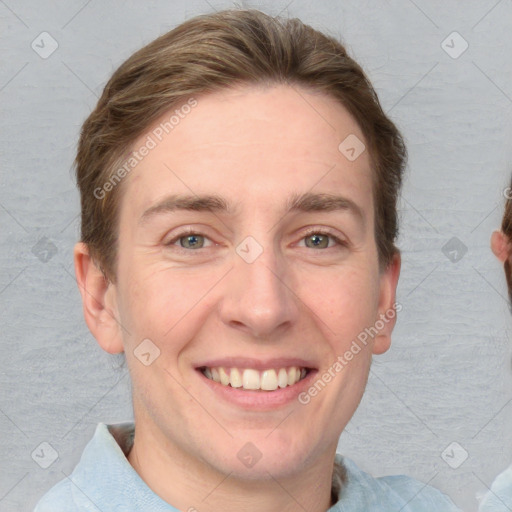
[1,1,512,511]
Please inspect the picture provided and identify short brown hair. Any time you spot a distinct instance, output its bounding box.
[76,8,406,282]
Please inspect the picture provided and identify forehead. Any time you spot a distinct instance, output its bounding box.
[121,84,373,220]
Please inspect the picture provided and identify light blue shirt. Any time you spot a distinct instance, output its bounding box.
[478,464,512,511]
[35,422,461,511]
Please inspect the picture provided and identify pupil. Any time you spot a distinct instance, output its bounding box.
[309,234,328,248]
[183,235,202,248]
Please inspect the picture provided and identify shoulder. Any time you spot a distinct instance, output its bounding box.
[34,477,77,512]
[478,464,512,511]
[331,455,461,512]
[377,473,459,511]
[34,422,134,512]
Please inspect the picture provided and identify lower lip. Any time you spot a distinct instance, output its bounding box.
[196,369,318,410]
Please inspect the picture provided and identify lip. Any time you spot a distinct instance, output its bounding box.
[195,361,318,411]
[195,357,318,371]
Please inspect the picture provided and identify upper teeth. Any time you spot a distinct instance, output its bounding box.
[202,366,307,391]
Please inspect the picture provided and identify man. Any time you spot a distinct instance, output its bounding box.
[35,8,459,511]
[480,183,512,510]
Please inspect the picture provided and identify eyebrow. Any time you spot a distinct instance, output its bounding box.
[139,192,365,226]
[285,192,364,225]
[140,195,233,223]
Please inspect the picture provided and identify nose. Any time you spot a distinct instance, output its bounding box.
[218,240,300,340]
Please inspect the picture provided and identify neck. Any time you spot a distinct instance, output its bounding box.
[127,421,338,512]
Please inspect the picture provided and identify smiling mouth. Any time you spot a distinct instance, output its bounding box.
[199,366,311,391]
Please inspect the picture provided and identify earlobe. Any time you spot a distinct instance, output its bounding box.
[73,242,124,354]
[372,252,401,355]
[491,230,509,263]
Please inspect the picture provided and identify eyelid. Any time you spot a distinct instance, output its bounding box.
[163,226,348,251]
[297,227,348,248]
[164,227,216,249]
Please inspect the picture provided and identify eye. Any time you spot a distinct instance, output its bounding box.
[179,234,206,249]
[165,230,214,250]
[300,230,346,250]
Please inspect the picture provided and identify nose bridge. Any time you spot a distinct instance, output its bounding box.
[221,234,298,338]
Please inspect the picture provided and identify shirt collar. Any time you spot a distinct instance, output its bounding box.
[68,422,434,512]
[68,423,177,511]
[102,422,349,508]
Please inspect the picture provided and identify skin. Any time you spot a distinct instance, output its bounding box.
[491,229,509,263]
[74,84,400,512]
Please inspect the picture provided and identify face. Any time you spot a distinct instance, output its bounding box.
[83,84,400,480]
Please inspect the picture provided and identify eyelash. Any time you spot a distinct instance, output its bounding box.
[164,228,215,250]
[164,227,348,252]
[299,228,348,250]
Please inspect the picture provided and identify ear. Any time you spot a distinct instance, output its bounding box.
[491,230,509,263]
[73,242,124,354]
[372,251,401,355]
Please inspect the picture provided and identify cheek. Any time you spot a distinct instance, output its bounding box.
[303,267,380,342]
[116,265,220,346]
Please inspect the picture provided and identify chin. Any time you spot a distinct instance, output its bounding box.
[209,432,324,481]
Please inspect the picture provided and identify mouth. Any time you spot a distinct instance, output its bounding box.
[198,365,311,391]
